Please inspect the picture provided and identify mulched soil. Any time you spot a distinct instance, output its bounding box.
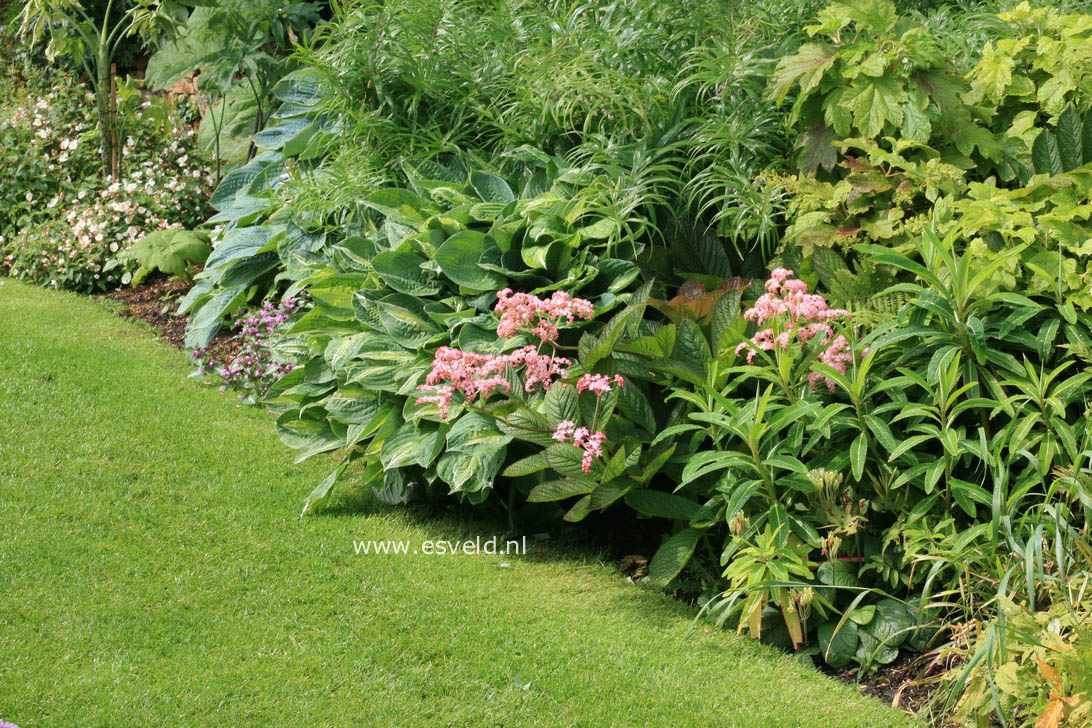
[832,650,951,719]
[98,275,241,361]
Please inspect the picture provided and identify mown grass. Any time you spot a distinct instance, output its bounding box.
[0,280,919,727]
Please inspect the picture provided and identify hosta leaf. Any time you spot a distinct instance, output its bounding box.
[469,171,515,203]
[380,422,444,469]
[435,230,506,290]
[446,412,512,453]
[647,527,702,586]
[371,250,442,295]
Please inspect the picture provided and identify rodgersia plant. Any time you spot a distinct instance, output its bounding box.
[416,289,622,474]
[734,268,853,395]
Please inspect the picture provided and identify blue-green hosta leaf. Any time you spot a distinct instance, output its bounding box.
[375,294,442,347]
[361,188,437,227]
[204,226,275,269]
[184,285,246,349]
[648,527,702,586]
[276,411,343,463]
[435,230,507,291]
[446,412,512,453]
[371,250,442,295]
[380,422,445,470]
[469,171,515,203]
[436,447,506,494]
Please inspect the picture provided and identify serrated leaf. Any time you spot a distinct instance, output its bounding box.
[527,478,596,502]
[1033,130,1063,176]
[648,528,702,586]
[768,43,836,105]
[624,489,701,520]
[1057,105,1084,172]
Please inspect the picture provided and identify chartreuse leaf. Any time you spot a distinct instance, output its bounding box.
[648,528,702,586]
[768,43,836,105]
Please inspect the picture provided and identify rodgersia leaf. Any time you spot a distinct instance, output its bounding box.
[767,44,836,105]
[846,77,904,138]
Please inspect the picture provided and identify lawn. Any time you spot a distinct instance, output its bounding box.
[0,279,918,727]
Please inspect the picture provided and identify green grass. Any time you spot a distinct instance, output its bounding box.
[0,279,919,727]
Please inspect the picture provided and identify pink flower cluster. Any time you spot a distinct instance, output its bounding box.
[416,289,596,418]
[416,346,574,418]
[576,373,625,395]
[552,420,608,473]
[735,268,852,391]
[495,288,595,341]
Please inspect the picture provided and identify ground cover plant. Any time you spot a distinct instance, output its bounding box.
[0,279,916,727]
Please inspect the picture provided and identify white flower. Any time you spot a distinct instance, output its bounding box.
[109,242,118,252]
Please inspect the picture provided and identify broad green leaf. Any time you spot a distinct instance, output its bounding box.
[624,489,701,521]
[1032,130,1063,176]
[647,527,702,586]
[371,250,442,295]
[435,230,506,290]
[527,478,596,502]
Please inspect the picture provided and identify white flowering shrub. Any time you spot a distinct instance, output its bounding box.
[0,75,215,292]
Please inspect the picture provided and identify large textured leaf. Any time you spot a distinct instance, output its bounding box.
[435,230,506,290]
[818,619,860,669]
[1057,105,1084,171]
[469,171,515,202]
[129,229,211,283]
[371,250,442,295]
[768,43,836,105]
[184,285,246,349]
[624,489,700,520]
[204,226,274,269]
[648,528,702,586]
[436,447,505,494]
[446,413,512,453]
[1032,130,1063,176]
[845,76,904,138]
[380,422,444,469]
